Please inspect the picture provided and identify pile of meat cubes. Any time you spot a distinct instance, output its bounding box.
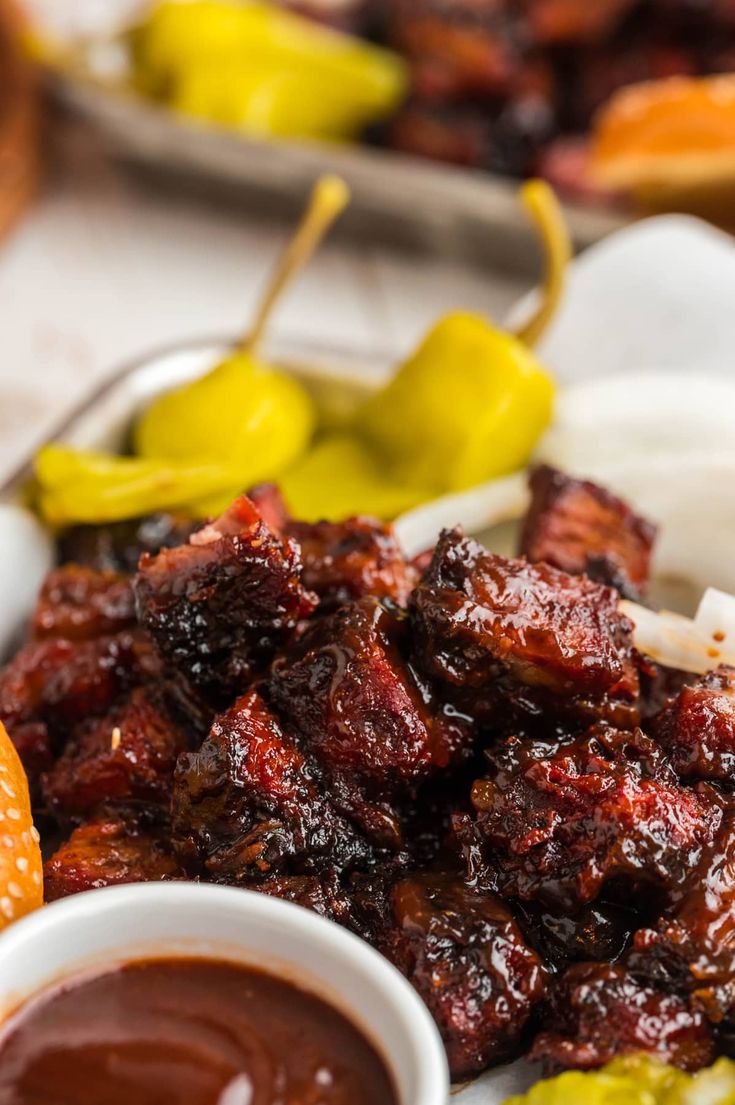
[2,466,733,1081]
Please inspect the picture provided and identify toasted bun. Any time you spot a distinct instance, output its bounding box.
[591,75,735,200]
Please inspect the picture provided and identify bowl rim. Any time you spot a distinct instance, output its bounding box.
[0,881,449,1105]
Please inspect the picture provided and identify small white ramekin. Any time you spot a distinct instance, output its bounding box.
[0,882,449,1105]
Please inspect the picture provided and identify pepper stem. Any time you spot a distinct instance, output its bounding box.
[514,180,572,348]
[243,175,351,354]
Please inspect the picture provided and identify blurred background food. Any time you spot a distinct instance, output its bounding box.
[27,0,735,227]
[0,0,39,241]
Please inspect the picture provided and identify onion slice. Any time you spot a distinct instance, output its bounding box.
[623,588,735,675]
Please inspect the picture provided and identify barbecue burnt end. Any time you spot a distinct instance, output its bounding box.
[519,464,657,599]
[170,691,374,882]
[134,495,317,701]
[530,962,715,1072]
[409,529,640,727]
[462,725,721,912]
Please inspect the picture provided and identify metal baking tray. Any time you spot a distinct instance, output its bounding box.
[50,64,626,277]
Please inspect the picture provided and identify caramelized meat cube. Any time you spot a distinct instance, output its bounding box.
[520,465,657,598]
[465,726,719,911]
[0,633,151,780]
[42,688,190,819]
[410,530,639,721]
[378,873,546,1080]
[135,495,317,699]
[629,808,735,1024]
[44,818,181,901]
[171,691,372,882]
[531,963,714,1072]
[286,517,415,612]
[269,599,474,829]
[516,899,637,973]
[246,486,415,612]
[57,513,195,574]
[652,666,735,781]
[32,566,136,641]
[258,870,352,925]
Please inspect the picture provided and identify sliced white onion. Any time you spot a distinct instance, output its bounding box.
[623,588,735,675]
[393,472,529,560]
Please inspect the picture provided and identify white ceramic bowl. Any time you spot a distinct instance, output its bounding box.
[0,882,449,1105]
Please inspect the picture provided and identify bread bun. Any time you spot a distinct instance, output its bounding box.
[590,75,735,220]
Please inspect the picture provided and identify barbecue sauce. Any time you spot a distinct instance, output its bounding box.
[0,958,399,1105]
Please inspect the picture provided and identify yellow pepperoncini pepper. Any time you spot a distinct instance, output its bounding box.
[35,445,239,525]
[131,0,407,141]
[359,181,568,496]
[278,434,428,523]
[34,177,348,527]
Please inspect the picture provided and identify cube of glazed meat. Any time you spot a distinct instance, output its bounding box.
[247,484,416,612]
[464,726,720,912]
[57,513,196,574]
[0,633,154,785]
[135,495,317,700]
[42,687,190,820]
[258,870,353,926]
[530,963,714,1072]
[361,872,546,1081]
[520,466,657,599]
[516,899,637,973]
[268,598,475,837]
[44,817,182,901]
[171,691,374,882]
[410,529,639,724]
[652,666,735,782]
[629,807,735,1025]
[286,518,415,612]
[31,565,136,641]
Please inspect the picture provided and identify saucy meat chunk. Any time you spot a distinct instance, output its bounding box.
[286,517,415,611]
[171,691,373,882]
[31,566,136,641]
[0,633,153,784]
[410,530,639,723]
[135,495,317,700]
[268,599,475,840]
[652,666,735,782]
[531,963,714,1072]
[520,465,657,598]
[366,872,546,1080]
[44,817,181,901]
[465,726,719,911]
[42,687,190,819]
[247,485,415,611]
[57,513,195,574]
[629,808,735,1024]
